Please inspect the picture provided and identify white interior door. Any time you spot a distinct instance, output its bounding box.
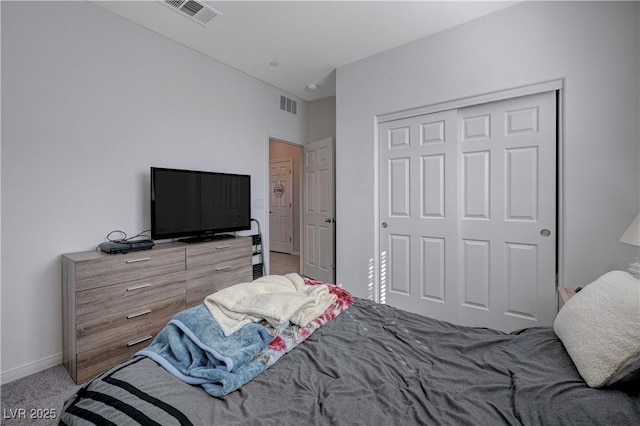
[269,159,293,253]
[457,91,556,330]
[379,91,557,331]
[302,137,335,282]
[379,110,459,323]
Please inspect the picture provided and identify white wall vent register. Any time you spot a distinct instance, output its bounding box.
[280,95,297,115]
[160,0,221,26]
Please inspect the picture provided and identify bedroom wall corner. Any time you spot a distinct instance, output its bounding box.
[0,1,306,383]
[335,1,640,300]
[307,96,336,144]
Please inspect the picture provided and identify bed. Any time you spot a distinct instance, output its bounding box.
[60,272,640,425]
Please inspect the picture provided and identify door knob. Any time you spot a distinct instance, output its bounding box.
[382,222,388,229]
[540,229,551,237]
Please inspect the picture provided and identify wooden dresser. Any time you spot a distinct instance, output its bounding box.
[185,237,253,308]
[62,236,252,384]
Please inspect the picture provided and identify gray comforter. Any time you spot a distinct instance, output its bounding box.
[60,298,640,425]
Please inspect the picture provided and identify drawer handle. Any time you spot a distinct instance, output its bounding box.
[127,335,153,347]
[126,257,152,264]
[127,309,152,319]
[215,245,232,250]
[126,283,152,292]
[215,265,232,272]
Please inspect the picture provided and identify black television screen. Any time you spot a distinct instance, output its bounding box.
[151,167,251,241]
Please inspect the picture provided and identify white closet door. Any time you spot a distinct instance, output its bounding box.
[457,91,557,331]
[379,110,459,323]
[379,91,557,331]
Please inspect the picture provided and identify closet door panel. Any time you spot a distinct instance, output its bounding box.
[457,91,557,331]
[379,110,459,323]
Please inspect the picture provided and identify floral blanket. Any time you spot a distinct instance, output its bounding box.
[256,278,353,367]
[137,278,353,397]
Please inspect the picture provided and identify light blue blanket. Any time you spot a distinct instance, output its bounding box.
[135,304,274,396]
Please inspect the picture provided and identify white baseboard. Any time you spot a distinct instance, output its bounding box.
[0,352,62,385]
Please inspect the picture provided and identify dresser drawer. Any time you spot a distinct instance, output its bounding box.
[76,294,183,383]
[76,330,159,384]
[186,257,252,307]
[76,294,184,354]
[186,237,251,269]
[76,271,185,326]
[75,248,186,291]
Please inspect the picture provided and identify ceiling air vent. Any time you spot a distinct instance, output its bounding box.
[280,95,297,115]
[160,0,222,26]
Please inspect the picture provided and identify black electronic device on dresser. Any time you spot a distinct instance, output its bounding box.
[99,239,155,254]
[150,167,251,242]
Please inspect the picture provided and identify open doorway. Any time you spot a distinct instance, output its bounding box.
[269,138,301,275]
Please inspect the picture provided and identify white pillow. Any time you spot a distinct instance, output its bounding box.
[554,271,640,388]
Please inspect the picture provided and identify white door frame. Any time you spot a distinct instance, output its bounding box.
[373,79,564,304]
[265,136,303,275]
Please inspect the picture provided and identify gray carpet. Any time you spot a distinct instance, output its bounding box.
[1,364,81,425]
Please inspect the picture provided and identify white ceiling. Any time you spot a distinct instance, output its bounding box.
[93,1,518,101]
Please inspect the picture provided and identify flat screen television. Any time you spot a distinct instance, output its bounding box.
[150,167,251,242]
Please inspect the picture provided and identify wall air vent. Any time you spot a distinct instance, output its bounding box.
[280,95,297,115]
[160,0,222,26]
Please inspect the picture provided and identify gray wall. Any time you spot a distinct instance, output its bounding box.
[1,1,306,381]
[308,96,336,143]
[336,1,640,298]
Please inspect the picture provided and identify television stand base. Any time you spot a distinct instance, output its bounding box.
[179,234,236,244]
